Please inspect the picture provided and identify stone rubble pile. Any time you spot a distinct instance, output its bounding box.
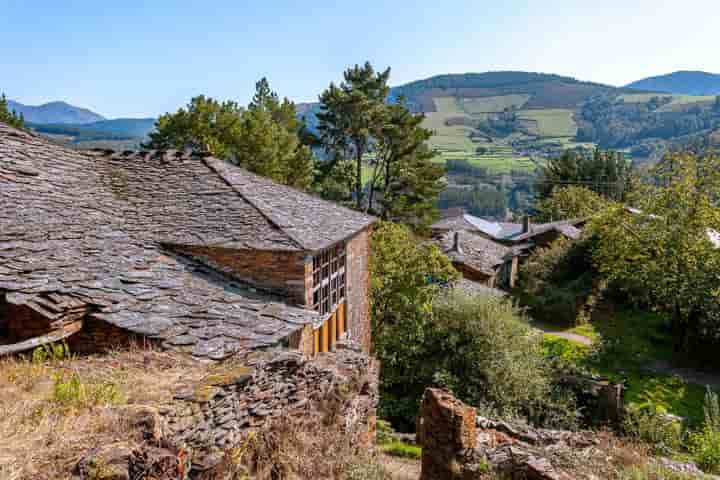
[78,347,378,479]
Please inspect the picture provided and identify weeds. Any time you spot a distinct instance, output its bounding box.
[51,371,124,409]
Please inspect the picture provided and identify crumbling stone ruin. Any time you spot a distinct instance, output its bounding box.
[78,347,378,479]
[417,388,706,480]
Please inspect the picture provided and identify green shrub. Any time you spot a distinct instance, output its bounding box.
[622,406,683,456]
[515,236,597,326]
[689,388,720,474]
[426,293,579,429]
[379,441,421,459]
[32,341,72,364]
[52,372,124,408]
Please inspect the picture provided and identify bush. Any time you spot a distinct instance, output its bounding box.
[515,236,597,326]
[688,388,720,474]
[622,406,684,456]
[428,293,578,428]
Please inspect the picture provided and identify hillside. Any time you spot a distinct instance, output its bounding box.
[29,118,156,149]
[626,70,720,95]
[8,100,105,124]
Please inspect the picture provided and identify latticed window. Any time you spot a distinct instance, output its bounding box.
[311,243,346,315]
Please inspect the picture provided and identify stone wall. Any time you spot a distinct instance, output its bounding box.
[346,228,372,353]
[157,348,379,474]
[171,246,309,306]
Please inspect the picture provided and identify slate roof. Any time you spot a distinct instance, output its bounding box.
[0,123,372,359]
[437,231,512,275]
[431,214,583,243]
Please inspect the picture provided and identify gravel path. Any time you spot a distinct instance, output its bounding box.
[380,454,421,480]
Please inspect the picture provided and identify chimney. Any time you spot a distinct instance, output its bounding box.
[452,231,463,254]
[522,215,531,234]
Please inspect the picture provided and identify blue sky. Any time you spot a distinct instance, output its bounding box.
[2,0,718,118]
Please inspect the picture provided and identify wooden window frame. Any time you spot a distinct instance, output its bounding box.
[311,242,346,316]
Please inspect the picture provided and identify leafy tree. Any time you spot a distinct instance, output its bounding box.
[316,62,391,209]
[538,149,630,200]
[592,151,720,355]
[0,93,25,129]
[368,102,445,228]
[145,95,243,157]
[371,221,576,430]
[535,185,612,222]
[145,80,314,189]
[370,221,458,427]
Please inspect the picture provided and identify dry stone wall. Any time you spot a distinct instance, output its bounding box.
[158,347,378,474]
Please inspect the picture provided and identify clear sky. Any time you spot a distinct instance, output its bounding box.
[2,0,718,118]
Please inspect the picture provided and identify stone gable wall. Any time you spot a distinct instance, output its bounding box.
[345,228,372,353]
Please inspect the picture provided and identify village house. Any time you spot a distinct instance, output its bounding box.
[432,212,585,289]
[0,123,376,360]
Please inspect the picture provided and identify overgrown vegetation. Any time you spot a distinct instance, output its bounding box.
[515,235,598,326]
[371,221,578,430]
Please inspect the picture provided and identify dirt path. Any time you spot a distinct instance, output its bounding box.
[530,321,594,346]
[646,360,720,390]
[380,454,421,480]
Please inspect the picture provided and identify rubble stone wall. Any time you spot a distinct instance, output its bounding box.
[346,229,372,353]
[159,348,379,473]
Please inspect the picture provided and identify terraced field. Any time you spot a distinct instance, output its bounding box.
[516,109,577,137]
[459,94,531,114]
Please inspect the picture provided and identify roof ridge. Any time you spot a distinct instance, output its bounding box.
[201,157,307,251]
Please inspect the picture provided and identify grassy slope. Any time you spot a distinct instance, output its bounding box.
[424,96,537,174]
[543,310,709,424]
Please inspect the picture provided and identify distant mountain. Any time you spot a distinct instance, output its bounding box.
[388,71,615,112]
[8,100,105,124]
[625,71,720,96]
[29,118,156,150]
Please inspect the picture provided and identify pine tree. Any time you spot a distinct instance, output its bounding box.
[317,62,391,209]
[145,81,314,190]
[0,93,26,130]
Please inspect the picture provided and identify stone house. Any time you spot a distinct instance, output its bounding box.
[432,213,585,290]
[0,123,376,360]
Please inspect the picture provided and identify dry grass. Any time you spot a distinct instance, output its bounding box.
[0,345,207,479]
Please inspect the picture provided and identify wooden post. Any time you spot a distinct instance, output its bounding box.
[313,329,320,355]
[321,320,329,353]
[338,302,346,337]
[330,311,337,350]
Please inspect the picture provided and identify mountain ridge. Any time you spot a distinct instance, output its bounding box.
[625,71,720,95]
[8,100,105,124]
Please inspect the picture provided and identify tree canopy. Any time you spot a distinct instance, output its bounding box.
[538,149,630,201]
[316,62,445,228]
[145,79,314,189]
[0,94,25,130]
[591,151,720,356]
[535,185,612,222]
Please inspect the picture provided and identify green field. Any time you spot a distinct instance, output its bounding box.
[517,109,578,137]
[459,94,531,114]
[433,143,537,174]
